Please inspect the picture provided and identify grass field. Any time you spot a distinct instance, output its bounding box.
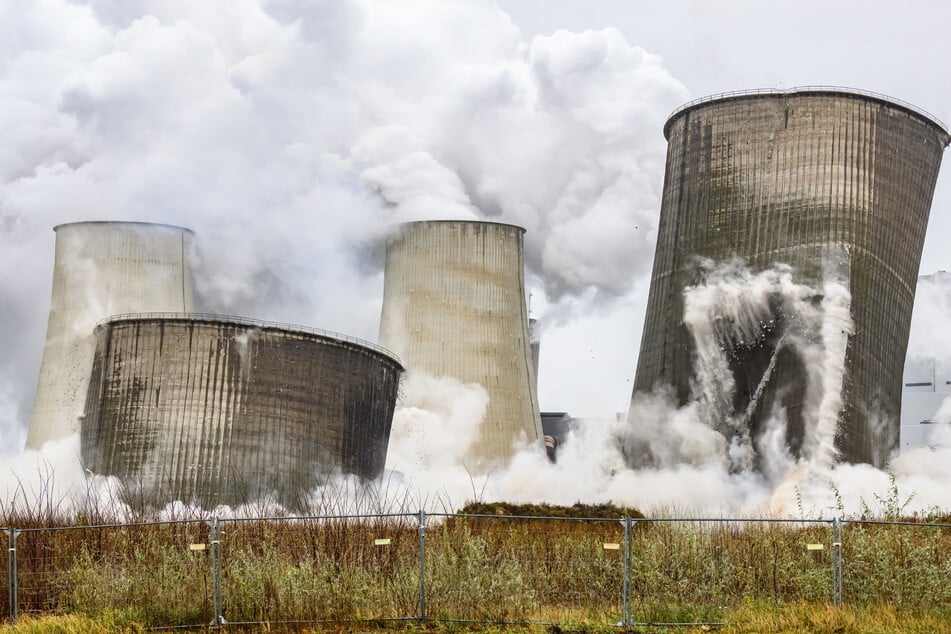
[1,501,949,631]
[2,605,951,634]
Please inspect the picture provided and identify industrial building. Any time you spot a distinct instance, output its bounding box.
[81,314,403,509]
[631,88,950,467]
[26,222,195,450]
[900,271,951,450]
[379,220,543,467]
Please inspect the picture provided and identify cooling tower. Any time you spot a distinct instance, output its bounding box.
[632,88,950,468]
[379,220,542,467]
[81,314,403,509]
[26,222,194,450]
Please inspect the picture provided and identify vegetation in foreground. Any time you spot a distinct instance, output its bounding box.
[2,603,951,634]
[1,491,950,631]
[0,509,948,629]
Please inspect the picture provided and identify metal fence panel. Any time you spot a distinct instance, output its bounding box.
[4,514,951,628]
[628,519,833,624]
[424,514,624,626]
[218,514,419,626]
[2,528,14,622]
[842,520,951,610]
[12,521,210,627]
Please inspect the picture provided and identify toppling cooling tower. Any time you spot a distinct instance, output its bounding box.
[379,220,543,467]
[81,314,403,509]
[26,222,194,450]
[632,88,950,468]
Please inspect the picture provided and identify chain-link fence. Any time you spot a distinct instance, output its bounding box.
[841,519,951,609]
[2,514,949,628]
[424,514,625,626]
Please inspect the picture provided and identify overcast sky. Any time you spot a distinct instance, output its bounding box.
[2,0,950,454]
[503,0,951,417]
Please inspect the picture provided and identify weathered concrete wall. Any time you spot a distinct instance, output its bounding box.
[81,316,403,509]
[26,222,194,450]
[633,90,950,467]
[379,220,542,468]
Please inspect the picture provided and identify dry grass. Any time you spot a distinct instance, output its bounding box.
[0,491,950,630]
[0,612,143,633]
[2,605,951,633]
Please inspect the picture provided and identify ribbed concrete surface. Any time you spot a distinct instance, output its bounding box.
[379,220,542,468]
[26,222,194,450]
[633,90,950,467]
[81,316,403,509]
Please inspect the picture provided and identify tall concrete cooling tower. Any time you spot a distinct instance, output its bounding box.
[632,88,949,468]
[81,314,403,509]
[379,220,543,467]
[26,222,194,450]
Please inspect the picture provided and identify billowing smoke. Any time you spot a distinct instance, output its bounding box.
[0,0,686,453]
[386,373,489,477]
[4,256,951,518]
[621,259,852,475]
[332,260,945,517]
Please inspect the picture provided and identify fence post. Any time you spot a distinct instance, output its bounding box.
[417,510,426,622]
[832,518,843,607]
[4,528,18,623]
[622,517,632,627]
[205,517,223,627]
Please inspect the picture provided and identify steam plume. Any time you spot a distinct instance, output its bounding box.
[0,0,686,450]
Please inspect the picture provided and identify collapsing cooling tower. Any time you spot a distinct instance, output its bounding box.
[379,220,543,467]
[632,88,950,468]
[81,315,403,509]
[26,222,194,450]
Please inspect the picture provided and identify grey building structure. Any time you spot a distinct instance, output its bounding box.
[632,88,949,467]
[379,220,543,469]
[81,314,403,509]
[27,221,194,450]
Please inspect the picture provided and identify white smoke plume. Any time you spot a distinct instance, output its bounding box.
[0,0,686,453]
[337,259,948,518]
[386,373,489,477]
[621,259,853,479]
[4,260,950,521]
[0,434,132,521]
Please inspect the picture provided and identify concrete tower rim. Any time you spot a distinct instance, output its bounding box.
[97,312,403,368]
[392,219,527,235]
[53,220,195,235]
[664,86,950,143]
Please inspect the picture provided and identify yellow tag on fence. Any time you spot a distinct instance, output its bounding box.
[189,543,207,551]
[603,543,620,550]
[374,538,392,546]
[806,544,824,551]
